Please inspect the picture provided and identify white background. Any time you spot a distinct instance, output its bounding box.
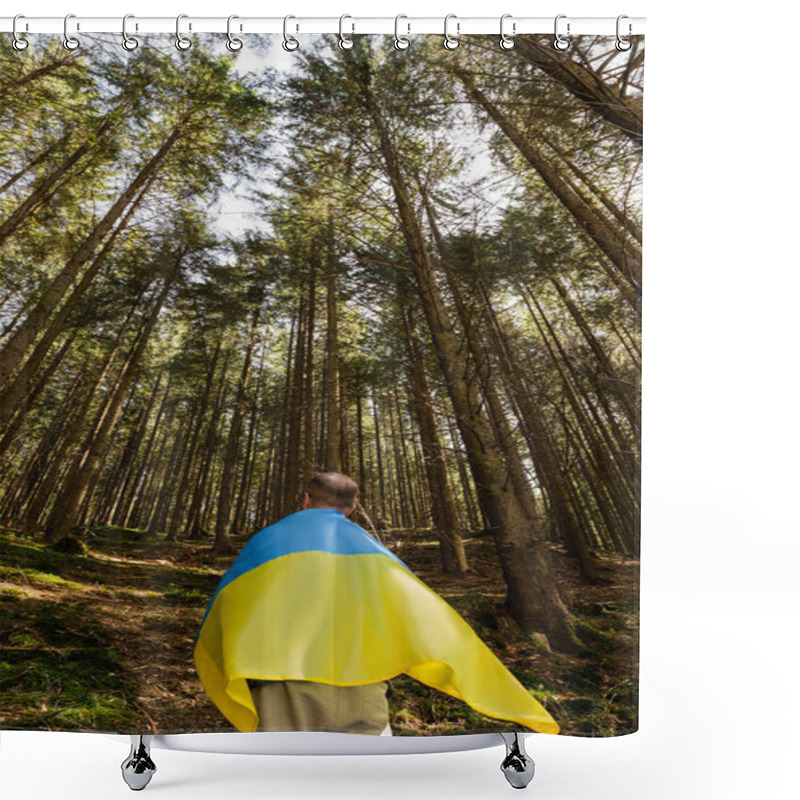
[2,1,799,798]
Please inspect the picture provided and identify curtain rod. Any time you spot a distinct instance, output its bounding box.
[0,16,646,37]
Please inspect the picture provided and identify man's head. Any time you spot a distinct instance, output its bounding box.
[303,472,359,516]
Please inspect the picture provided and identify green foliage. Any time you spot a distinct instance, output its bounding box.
[161,583,209,606]
[0,641,140,731]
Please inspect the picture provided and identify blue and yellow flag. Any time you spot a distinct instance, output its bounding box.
[193,508,559,734]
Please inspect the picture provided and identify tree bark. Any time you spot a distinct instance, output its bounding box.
[103,372,164,525]
[120,376,173,529]
[22,303,142,532]
[549,275,640,437]
[403,307,469,574]
[0,115,117,246]
[355,60,578,649]
[302,262,317,483]
[0,331,76,457]
[45,265,178,543]
[184,350,231,539]
[476,282,599,581]
[214,306,260,553]
[457,70,641,302]
[324,212,342,472]
[283,292,308,512]
[0,172,157,431]
[0,125,182,391]
[513,35,644,146]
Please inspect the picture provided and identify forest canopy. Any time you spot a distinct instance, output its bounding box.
[0,33,642,658]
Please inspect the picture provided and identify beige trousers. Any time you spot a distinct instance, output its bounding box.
[249,679,391,735]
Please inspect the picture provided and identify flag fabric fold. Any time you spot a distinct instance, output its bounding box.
[194,508,559,734]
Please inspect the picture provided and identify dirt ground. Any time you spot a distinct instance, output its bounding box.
[0,526,638,737]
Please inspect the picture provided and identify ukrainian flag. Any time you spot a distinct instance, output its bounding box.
[193,508,559,735]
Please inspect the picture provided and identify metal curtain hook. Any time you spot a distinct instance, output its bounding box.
[63,13,79,50]
[122,15,139,51]
[283,15,299,51]
[227,15,243,51]
[443,14,459,50]
[499,14,515,50]
[553,14,570,51]
[12,14,29,51]
[394,14,410,50]
[175,13,192,50]
[339,14,354,50]
[616,14,632,51]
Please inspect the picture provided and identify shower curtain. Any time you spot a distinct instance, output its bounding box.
[0,29,643,740]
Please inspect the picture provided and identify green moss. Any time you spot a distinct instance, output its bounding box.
[0,641,141,731]
[574,619,619,654]
[8,632,42,648]
[162,584,208,605]
[0,566,85,592]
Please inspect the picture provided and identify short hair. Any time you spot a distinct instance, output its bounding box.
[306,472,359,511]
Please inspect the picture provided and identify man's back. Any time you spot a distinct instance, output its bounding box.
[195,498,558,735]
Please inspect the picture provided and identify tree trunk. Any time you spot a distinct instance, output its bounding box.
[0,331,76,457]
[214,306,260,554]
[22,302,142,532]
[371,389,387,523]
[513,35,644,145]
[476,282,599,581]
[403,307,468,574]
[0,172,157,431]
[184,350,231,539]
[164,339,222,538]
[120,377,173,529]
[0,115,117,245]
[544,133,642,244]
[356,64,578,649]
[302,262,317,483]
[445,413,482,532]
[104,373,164,525]
[423,194,546,532]
[549,275,640,436]
[324,213,342,472]
[1,351,87,527]
[233,339,267,535]
[0,131,71,197]
[525,290,638,556]
[45,265,178,543]
[0,125,182,391]
[457,70,641,302]
[283,292,308,513]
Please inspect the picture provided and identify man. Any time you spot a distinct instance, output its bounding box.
[246,473,392,735]
[194,472,559,736]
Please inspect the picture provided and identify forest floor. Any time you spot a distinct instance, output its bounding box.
[0,525,638,737]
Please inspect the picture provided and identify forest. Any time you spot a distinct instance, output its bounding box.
[0,32,643,736]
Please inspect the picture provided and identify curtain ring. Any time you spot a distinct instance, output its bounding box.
[282,15,299,51]
[122,15,139,51]
[616,15,632,51]
[499,14,515,50]
[394,14,410,50]
[227,15,243,51]
[63,13,79,50]
[12,14,29,51]
[338,14,354,50]
[175,14,192,50]
[553,14,570,51]
[443,14,459,50]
